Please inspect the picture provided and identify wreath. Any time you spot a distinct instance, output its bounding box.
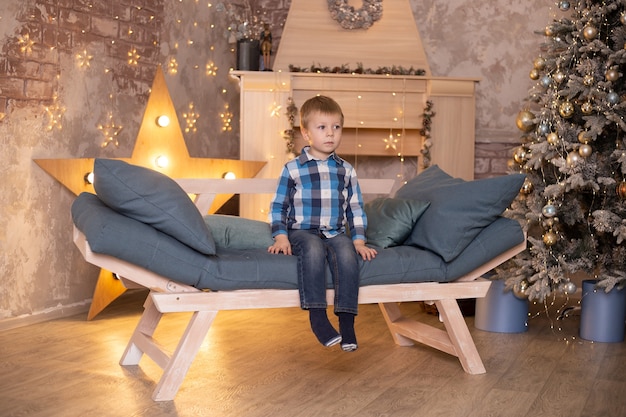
[327,0,383,30]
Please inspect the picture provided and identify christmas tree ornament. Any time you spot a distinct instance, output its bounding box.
[583,74,594,86]
[543,230,558,246]
[621,12,626,25]
[513,279,530,299]
[581,101,594,114]
[521,178,534,194]
[538,123,551,135]
[542,203,557,218]
[562,281,577,295]
[516,110,536,132]
[554,70,566,84]
[579,143,592,157]
[607,91,620,105]
[558,1,570,11]
[513,146,528,163]
[540,75,552,88]
[533,57,546,70]
[559,101,574,118]
[546,131,559,145]
[529,68,540,80]
[578,131,590,143]
[605,67,620,82]
[545,25,554,37]
[583,24,598,40]
[617,181,626,199]
[566,151,581,166]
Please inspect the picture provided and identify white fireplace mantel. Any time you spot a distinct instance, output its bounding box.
[231,70,479,221]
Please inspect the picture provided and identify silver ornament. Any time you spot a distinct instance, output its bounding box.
[542,204,557,218]
[563,281,577,295]
[559,1,570,11]
[607,91,620,105]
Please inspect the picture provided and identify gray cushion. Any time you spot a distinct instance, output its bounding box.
[72,192,211,287]
[395,165,525,262]
[204,215,274,250]
[72,194,525,291]
[93,158,216,255]
[364,198,430,248]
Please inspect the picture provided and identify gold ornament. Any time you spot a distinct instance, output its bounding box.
[583,24,598,40]
[516,110,536,132]
[622,12,626,25]
[547,132,559,144]
[617,181,626,199]
[543,230,558,246]
[566,151,581,166]
[579,143,592,158]
[559,101,574,118]
[583,74,594,86]
[554,71,566,84]
[533,57,546,70]
[529,68,540,80]
[545,25,554,36]
[581,101,593,114]
[513,146,528,164]
[578,131,590,143]
[521,178,534,194]
[513,279,530,299]
[606,67,620,82]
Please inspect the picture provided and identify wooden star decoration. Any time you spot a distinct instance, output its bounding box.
[34,65,266,319]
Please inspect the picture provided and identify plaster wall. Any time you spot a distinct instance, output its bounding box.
[0,0,551,328]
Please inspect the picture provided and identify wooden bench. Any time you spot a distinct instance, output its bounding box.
[72,178,526,401]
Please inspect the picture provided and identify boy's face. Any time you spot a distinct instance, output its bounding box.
[301,110,343,160]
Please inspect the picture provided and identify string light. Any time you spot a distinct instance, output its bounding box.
[76,49,93,68]
[45,95,65,131]
[17,33,34,55]
[182,102,198,133]
[127,47,140,65]
[220,103,233,132]
[97,111,123,147]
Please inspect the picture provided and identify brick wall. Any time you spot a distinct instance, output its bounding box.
[0,0,164,118]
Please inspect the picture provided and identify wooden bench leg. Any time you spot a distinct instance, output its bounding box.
[378,302,415,346]
[152,310,217,401]
[379,300,486,375]
[119,293,219,401]
[120,295,163,366]
[435,298,486,374]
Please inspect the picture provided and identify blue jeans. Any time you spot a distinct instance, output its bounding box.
[289,229,359,315]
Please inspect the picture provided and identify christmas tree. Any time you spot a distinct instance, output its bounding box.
[499,0,626,301]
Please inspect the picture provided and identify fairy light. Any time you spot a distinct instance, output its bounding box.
[45,95,65,131]
[206,61,218,76]
[17,33,35,55]
[97,110,123,147]
[182,102,198,133]
[127,47,140,65]
[76,49,93,68]
[168,57,179,75]
[220,104,233,132]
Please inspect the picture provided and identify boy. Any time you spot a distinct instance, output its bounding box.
[268,95,377,351]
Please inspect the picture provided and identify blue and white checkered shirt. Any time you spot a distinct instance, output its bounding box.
[270,146,367,241]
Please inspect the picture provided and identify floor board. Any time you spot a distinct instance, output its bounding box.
[0,290,625,417]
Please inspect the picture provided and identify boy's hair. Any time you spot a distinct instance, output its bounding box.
[300,95,344,129]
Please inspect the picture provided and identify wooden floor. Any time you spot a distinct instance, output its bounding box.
[1,290,625,417]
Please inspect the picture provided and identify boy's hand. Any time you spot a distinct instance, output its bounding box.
[268,234,292,255]
[353,239,377,261]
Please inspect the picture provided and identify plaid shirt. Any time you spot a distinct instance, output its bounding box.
[270,147,367,241]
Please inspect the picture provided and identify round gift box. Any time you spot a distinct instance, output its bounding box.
[580,280,626,343]
[475,279,529,333]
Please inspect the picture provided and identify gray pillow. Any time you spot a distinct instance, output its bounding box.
[72,192,211,287]
[204,215,274,250]
[93,158,216,255]
[395,165,525,262]
[364,198,430,248]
